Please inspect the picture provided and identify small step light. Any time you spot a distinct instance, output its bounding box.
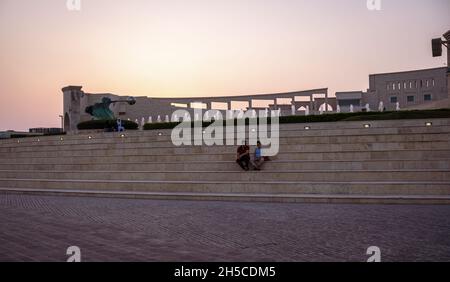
[60,137,64,141]
[158,132,163,136]
[363,124,371,128]
[88,136,93,139]
[120,134,126,138]
[304,126,311,130]
[425,122,432,127]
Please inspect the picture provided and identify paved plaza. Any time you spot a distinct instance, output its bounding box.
[0,193,449,262]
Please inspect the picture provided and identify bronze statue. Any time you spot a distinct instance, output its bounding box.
[85,96,136,120]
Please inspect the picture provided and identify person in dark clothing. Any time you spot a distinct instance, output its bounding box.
[236,140,250,171]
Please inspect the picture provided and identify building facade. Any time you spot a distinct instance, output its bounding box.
[336,67,449,112]
[366,67,448,110]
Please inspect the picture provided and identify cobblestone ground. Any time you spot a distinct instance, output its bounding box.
[0,193,449,262]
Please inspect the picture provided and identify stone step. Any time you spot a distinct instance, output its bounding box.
[1,188,449,205]
[0,170,449,181]
[0,179,449,196]
[1,141,449,158]
[1,149,449,164]
[0,159,448,171]
[2,131,450,152]
[3,133,450,154]
[1,121,449,147]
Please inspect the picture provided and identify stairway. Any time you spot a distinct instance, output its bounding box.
[1,118,449,204]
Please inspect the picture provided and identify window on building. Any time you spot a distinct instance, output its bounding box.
[409,81,412,89]
[432,79,435,87]
[404,82,407,89]
[424,94,432,101]
[407,96,415,103]
[414,81,417,88]
[393,83,396,90]
[398,82,401,90]
[420,80,423,88]
[390,96,398,103]
[426,80,429,87]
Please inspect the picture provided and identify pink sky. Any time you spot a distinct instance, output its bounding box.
[0,0,449,131]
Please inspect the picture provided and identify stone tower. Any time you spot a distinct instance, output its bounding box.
[61,86,85,133]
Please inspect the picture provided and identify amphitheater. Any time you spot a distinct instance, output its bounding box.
[0,117,449,205]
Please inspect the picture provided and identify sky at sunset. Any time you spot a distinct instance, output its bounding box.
[0,0,449,131]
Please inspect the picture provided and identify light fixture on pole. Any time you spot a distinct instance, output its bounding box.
[431,30,450,67]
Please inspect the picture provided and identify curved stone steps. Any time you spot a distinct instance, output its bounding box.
[1,118,449,204]
[1,141,450,158]
[0,159,448,171]
[1,119,449,148]
[0,169,449,182]
[1,149,450,164]
[2,131,450,153]
[0,179,449,196]
[1,188,449,205]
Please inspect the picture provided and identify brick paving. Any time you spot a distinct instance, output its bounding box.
[0,193,449,262]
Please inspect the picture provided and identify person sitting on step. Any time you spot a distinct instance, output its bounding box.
[236,140,250,171]
[252,141,264,171]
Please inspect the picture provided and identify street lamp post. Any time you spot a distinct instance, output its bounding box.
[432,30,449,67]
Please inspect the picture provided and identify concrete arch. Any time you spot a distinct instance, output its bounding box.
[319,103,333,112]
